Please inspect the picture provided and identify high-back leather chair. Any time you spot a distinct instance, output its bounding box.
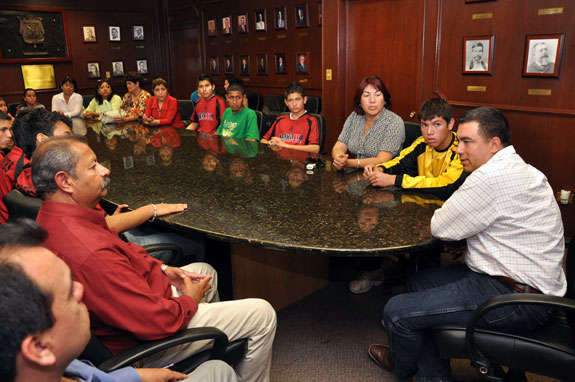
[82,95,93,108]
[309,113,326,153]
[432,235,575,381]
[254,110,264,138]
[305,95,321,114]
[403,121,422,149]
[178,100,195,126]
[3,189,41,222]
[261,94,287,134]
[8,103,19,117]
[246,92,263,111]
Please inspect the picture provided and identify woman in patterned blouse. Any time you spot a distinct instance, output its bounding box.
[116,72,151,123]
[331,76,405,170]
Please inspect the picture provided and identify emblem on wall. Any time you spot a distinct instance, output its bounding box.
[18,16,45,47]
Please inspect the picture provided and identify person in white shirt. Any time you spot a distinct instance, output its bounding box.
[51,76,84,118]
[368,107,566,381]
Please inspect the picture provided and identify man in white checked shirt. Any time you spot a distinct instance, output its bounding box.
[368,107,566,382]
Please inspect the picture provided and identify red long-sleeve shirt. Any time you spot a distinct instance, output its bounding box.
[37,201,198,355]
[145,95,184,128]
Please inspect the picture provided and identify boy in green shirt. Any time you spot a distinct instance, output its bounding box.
[216,83,259,141]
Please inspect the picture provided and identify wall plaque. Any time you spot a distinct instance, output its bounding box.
[472,13,493,20]
[528,89,551,96]
[21,64,56,89]
[467,86,486,92]
[538,7,563,16]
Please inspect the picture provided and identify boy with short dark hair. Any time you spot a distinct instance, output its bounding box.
[187,74,225,133]
[261,83,320,153]
[216,83,259,141]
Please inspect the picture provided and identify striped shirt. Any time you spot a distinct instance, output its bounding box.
[337,110,404,159]
[431,146,566,296]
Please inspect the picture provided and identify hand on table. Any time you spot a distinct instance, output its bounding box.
[364,166,394,187]
[333,154,348,170]
[154,203,188,217]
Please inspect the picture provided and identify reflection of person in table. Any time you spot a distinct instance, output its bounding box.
[256,12,265,30]
[296,54,307,73]
[467,42,487,71]
[526,41,555,73]
[137,60,147,74]
[88,64,99,78]
[332,75,404,170]
[276,10,285,28]
[371,107,566,382]
[285,161,308,188]
[113,62,123,76]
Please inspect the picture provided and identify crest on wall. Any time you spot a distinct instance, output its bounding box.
[18,16,45,46]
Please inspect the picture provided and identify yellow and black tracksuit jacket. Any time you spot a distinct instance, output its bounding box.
[376,132,468,200]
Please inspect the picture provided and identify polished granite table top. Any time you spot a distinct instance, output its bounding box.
[85,122,443,256]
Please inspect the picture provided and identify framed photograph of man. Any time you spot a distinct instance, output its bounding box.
[133,25,144,41]
[224,55,234,74]
[136,59,148,75]
[239,55,250,76]
[275,53,286,74]
[274,7,287,30]
[295,3,309,28]
[112,61,125,77]
[462,35,494,75]
[255,10,267,32]
[257,54,268,75]
[222,16,232,35]
[209,56,219,74]
[108,26,121,41]
[237,14,249,34]
[207,18,217,37]
[296,52,309,74]
[83,25,97,43]
[87,62,100,79]
[523,34,564,78]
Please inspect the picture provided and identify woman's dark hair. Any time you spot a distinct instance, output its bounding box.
[94,79,116,105]
[20,88,36,106]
[60,76,77,91]
[152,78,168,91]
[124,72,143,86]
[353,76,392,115]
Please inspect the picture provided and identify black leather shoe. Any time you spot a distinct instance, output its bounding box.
[368,343,394,372]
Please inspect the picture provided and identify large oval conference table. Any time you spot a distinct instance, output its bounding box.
[86,122,443,309]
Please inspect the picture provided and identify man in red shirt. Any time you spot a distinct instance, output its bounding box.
[187,74,226,133]
[261,83,320,153]
[32,136,276,382]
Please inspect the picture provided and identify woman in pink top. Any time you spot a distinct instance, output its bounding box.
[143,78,184,128]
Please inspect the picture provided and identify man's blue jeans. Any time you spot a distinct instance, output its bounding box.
[382,263,550,382]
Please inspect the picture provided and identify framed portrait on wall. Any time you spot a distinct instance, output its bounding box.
[274,6,287,30]
[83,26,96,43]
[257,54,268,75]
[209,56,219,74]
[222,16,232,35]
[523,34,564,78]
[112,61,124,77]
[462,35,494,75]
[207,18,217,37]
[255,10,267,32]
[87,62,100,79]
[318,2,322,26]
[275,53,286,74]
[295,3,309,28]
[224,55,234,73]
[109,26,121,41]
[133,25,144,41]
[136,59,148,74]
[296,52,309,74]
[238,14,249,34]
[239,55,250,75]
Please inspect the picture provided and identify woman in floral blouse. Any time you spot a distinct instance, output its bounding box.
[116,72,151,123]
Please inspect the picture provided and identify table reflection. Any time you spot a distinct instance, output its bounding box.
[86,123,442,256]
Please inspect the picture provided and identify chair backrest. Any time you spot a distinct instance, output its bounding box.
[309,113,326,153]
[254,110,264,138]
[246,92,263,111]
[262,94,286,114]
[305,95,321,114]
[178,99,195,123]
[82,95,93,108]
[403,121,422,149]
[79,334,114,367]
[8,103,19,116]
[566,234,575,299]
[3,189,41,222]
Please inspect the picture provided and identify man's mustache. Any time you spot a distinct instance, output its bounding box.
[101,176,111,189]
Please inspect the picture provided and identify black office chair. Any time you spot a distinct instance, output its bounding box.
[403,121,422,149]
[306,95,321,114]
[309,113,326,153]
[8,103,19,116]
[246,92,263,111]
[83,94,93,108]
[432,235,575,381]
[254,110,264,138]
[80,327,248,374]
[178,99,195,126]
[4,189,42,222]
[262,94,287,133]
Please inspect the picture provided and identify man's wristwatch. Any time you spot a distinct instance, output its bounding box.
[161,264,168,273]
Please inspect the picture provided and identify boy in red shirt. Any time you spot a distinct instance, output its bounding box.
[261,83,320,153]
[186,74,226,133]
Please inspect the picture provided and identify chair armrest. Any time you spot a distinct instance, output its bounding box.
[465,293,575,377]
[142,243,184,266]
[98,327,229,372]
